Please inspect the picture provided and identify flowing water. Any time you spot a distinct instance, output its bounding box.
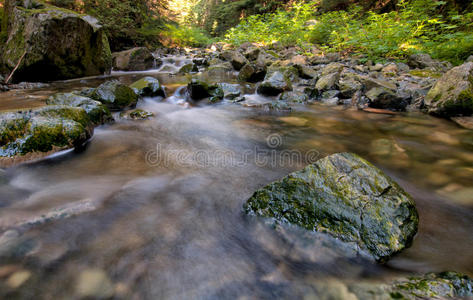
[0,63,472,299]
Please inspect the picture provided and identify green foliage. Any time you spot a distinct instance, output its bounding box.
[224,0,473,64]
[163,24,213,47]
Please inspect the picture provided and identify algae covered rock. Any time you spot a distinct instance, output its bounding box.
[0,106,93,160]
[90,81,138,111]
[46,92,113,125]
[244,152,419,262]
[120,109,154,120]
[187,78,224,102]
[129,77,165,97]
[112,47,158,71]
[425,62,473,117]
[1,1,112,82]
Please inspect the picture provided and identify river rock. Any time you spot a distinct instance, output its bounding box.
[424,62,473,117]
[112,47,158,71]
[238,63,266,82]
[244,153,419,262]
[46,92,113,125]
[178,63,198,74]
[366,87,409,111]
[1,1,112,82]
[316,73,340,91]
[220,50,249,70]
[0,106,94,159]
[120,109,154,120]
[257,71,293,96]
[187,79,223,102]
[129,77,165,97]
[279,91,309,103]
[408,53,451,72]
[217,83,241,100]
[89,81,138,111]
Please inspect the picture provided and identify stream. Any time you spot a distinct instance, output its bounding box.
[0,57,472,299]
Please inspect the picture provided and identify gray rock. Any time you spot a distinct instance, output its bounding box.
[112,47,159,71]
[339,78,362,98]
[238,63,266,82]
[244,153,419,262]
[408,53,451,72]
[467,55,473,63]
[244,47,261,61]
[279,91,309,104]
[316,73,340,91]
[178,63,198,74]
[366,87,410,111]
[220,50,249,70]
[217,83,241,100]
[424,62,473,117]
[257,71,293,96]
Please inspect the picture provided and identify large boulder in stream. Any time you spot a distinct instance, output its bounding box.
[46,92,113,125]
[257,71,292,96]
[424,62,473,117]
[88,81,138,111]
[112,47,159,71]
[130,77,166,98]
[1,1,112,82]
[0,106,95,166]
[244,153,419,262]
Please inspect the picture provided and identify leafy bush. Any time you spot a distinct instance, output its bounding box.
[224,0,473,64]
[163,24,213,47]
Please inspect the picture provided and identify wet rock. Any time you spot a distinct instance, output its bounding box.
[187,79,223,102]
[120,109,154,120]
[257,71,292,96]
[467,55,473,63]
[296,65,318,79]
[381,63,398,75]
[0,106,93,160]
[321,62,344,76]
[76,269,114,299]
[47,92,113,125]
[238,63,266,82]
[424,62,473,117]
[90,81,138,111]
[1,2,112,82]
[178,63,198,74]
[244,153,419,262]
[129,77,165,97]
[315,73,340,91]
[279,91,309,104]
[217,83,241,100]
[339,77,362,98]
[244,47,261,61]
[267,62,299,81]
[220,50,249,70]
[112,47,158,71]
[207,62,233,77]
[366,87,409,111]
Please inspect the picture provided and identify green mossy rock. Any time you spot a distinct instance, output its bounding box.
[238,63,266,83]
[0,106,93,158]
[187,78,223,102]
[90,81,138,111]
[425,62,473,117]
[120,109,154,120]
[46,92,113,125]
[1,1,112,82]
[279,91,309,103]
[244,153,419,262]
[129,77,165,98]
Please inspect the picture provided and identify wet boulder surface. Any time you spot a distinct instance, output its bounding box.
[88,81,138,111]
[244,152,419,262]
[1,1,112,83]
[0,106,93,164]
[112,47,158,71]
[129,77,166,98]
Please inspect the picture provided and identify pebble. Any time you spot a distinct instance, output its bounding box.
[6,270,31,289]
[76,268,114,299]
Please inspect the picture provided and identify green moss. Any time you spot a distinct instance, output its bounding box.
[409,70,442,78]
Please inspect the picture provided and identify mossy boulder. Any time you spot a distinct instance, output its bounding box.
[0,106,93,160]
[220,50,249,70]
[129,77,165,98]
[90,81,138,111]
[1,1,112,83]
[244,153,419,262]
[112,47,158,71]
[257,71,293,96]
[177,63,198,74]
[425,62,473,117]
[238,63,266,83]
[279,91,309,104]
[366,87,409,111]
[187,78,223,102]
[46,92,113,125]
[120,109,154,120]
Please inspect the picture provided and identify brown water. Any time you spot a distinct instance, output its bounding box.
[0,67,472,299]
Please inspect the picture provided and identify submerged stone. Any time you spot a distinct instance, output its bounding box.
[244,153,419,262]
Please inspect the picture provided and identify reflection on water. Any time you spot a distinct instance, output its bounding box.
[0,69,472,299]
